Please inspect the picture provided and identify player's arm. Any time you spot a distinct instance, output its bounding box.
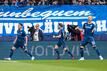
[91,24,95,33]
[53,35,61,38]
[92,29,95,33]
[76,23,86,32]
[53,30,62,38]
[25,36,28,46]
[75,26,83,32]
[13,36,17,44]
[23,30,28,46]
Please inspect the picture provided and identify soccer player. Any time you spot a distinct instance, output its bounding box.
[4,23,35,60]
[53,23,74,59]
[79,16,104,60]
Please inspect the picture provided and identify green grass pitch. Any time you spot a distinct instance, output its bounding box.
[0,60,106,71]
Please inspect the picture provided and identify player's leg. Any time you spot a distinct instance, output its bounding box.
[54,44,60,59]
[63,47,74,59]
[79,45,85,60]
[90,38,103,60]
[4,45,17,60]
[79,38,88,60]
[62,42,74,59]
[9,46,16,59]
[60,39,74,59]
[21,46,35,60]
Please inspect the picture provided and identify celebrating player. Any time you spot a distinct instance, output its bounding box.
[4,23,35,60]
[53,23,74,59]
[79,16,104,60]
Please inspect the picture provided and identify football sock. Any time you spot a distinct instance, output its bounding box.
[55,49,60,59]
[24,51,32,57]
[80,48,84,57]
[65,50,73,57]
[93,47,101,56]
[9,49,14,58]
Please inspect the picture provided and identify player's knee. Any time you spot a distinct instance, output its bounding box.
[92,45,96,48]
[64,48,68,51]
[24,49,28,52]
[11,47,16,51]
[54,45,59,49]
[92,45,97,49]
[80,46,84,48]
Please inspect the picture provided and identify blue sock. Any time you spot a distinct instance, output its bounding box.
[93,47,101,56]
[22,47,32,57]
[55,49,60,59]
[9,49,14,58]
[65,50,73,57]
[24,51,32,57]
[80,48,84,57]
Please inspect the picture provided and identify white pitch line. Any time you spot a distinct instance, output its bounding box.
[0,60,18,63]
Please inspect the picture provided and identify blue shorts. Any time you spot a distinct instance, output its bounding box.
[57,40,67,48]
[13,42,24,49]
[80,37,96,47]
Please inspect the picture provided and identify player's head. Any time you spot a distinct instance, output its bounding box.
[18,23,23,30]
[58,23,63,29]
[88,16,93,23]
[35,24,39,29]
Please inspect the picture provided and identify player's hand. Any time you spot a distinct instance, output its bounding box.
[92,30,94,33]
[13,41,16,44]
[75,27,79,30]
[53,35,56,38]
[24,43,27,47]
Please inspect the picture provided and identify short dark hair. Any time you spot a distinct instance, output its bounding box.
[19,23,23,26]
[58,23,63,27]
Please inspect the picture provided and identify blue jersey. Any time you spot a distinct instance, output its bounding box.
[83,23,95,37]
[57,29,66,48]
[16,29,26,44]
[58,29,65,41]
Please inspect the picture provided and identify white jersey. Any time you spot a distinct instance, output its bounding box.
[33,30,39,41]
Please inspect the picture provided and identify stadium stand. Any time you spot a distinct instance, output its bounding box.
[0,0,106,6]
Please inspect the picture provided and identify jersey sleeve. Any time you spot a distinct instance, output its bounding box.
[58,30,61,36]
[22,30,26,37]
[91,24,95,30]
[83,23,86,29]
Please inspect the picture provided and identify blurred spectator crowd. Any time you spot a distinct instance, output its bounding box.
[0,0,106,6]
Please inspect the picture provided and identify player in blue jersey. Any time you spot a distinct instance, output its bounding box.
[4,23,35,60]
[79,16,104,60]
[53,23,74,59]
